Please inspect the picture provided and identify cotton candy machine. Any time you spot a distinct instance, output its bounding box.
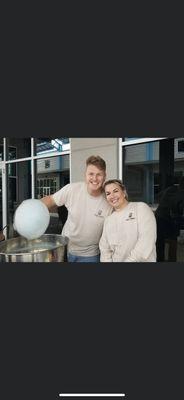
[0,234,68,262]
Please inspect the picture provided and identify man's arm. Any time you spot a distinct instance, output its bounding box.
[41,184,69,212]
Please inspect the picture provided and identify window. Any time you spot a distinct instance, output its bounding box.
[0,173,2,230]
[122,140,160,206]
[178,139,184,152]
[7,160,32,238]
[35,154,69,199]
[35,138,70,156]
[45,160,50,169]
[37,177,58,198]
[6,138,31,159]
[0,138,70,238]
[0,146,3,161]
[122,138,184,262]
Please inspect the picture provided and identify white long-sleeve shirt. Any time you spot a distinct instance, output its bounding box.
[99,202,157,262]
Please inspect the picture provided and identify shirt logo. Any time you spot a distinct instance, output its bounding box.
[126,212,135,221]
[94,209,104,218]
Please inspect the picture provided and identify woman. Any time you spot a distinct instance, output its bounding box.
[99,180,157,262]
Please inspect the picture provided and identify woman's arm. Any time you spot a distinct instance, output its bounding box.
[99,220,113,262]
[124,203,157,262]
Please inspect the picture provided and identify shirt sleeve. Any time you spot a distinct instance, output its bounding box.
[124,203,157,262]
[99,219,113,262]
[52,184,71,207]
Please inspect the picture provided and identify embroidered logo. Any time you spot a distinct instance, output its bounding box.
[94,209,104,218]
[126,212,135,221]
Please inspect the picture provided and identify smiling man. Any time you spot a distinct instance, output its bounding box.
[41,155,112,262]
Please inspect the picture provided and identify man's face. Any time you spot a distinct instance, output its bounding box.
[85,164,106,196]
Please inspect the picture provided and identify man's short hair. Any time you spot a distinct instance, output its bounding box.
[86,155,106,171]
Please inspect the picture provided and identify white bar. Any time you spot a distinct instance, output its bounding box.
[69,138,72,183]
[118,138,122,180]
[59,394,125,397]
[32,149,70,160]
[5,150,70,164]
[122,137,166,146]
[2,138,7,238]
[2,162,7,239]
[31,138,35,199]
[5,156,32,164]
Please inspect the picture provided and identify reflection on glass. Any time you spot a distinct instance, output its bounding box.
[0,171,2,231]
[35,154,70,234]
[7,161,31,238]
[123,141,159,206]
[123,138,184,262]
[35,138,70,156]
[0,139,3,233]
[7,138,31,159]
[124,137,143,141]
[0,138,3,161]
[35,154,70,199]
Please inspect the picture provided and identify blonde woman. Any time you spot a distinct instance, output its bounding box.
[99,180,157,262]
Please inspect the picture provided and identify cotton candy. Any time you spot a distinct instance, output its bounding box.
[13,199,50,240]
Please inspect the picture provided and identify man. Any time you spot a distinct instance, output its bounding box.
[41,155,112,262]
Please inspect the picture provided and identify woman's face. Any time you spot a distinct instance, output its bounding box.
[105,183,127,211]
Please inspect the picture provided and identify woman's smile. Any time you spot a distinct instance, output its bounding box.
[105,183,128,211]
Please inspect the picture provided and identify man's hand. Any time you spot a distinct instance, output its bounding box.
[41,195,57,212]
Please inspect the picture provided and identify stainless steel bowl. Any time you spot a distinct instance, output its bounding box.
[0,234,68,262]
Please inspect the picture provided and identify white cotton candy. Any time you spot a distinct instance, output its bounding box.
[13,199,50,240]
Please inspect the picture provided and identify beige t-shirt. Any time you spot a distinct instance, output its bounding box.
[99,202,157,262]
[53,182,112,256]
